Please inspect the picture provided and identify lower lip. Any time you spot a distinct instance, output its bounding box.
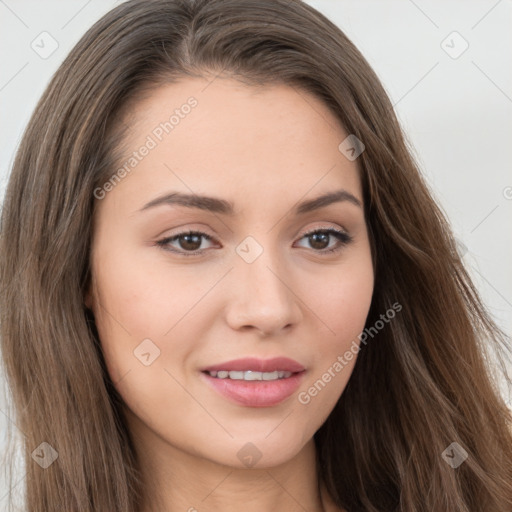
[201,371,305,407]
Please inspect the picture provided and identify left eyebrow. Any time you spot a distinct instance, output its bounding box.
[294,190,362,214]
[137,189,362,215]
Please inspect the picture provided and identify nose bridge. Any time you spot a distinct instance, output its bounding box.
[227,234,302,333]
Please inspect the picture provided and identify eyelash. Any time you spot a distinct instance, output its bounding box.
[156,227,353,257]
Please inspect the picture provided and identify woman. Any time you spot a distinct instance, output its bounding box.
[1,0,511,510]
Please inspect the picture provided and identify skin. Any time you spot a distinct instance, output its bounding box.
[86,76,374,512]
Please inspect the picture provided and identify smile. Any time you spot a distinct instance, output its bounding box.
[206,370,293,380]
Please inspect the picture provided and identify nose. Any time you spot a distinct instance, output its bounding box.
[225,246,303,336]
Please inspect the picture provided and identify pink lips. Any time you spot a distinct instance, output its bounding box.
[201,357,306,407]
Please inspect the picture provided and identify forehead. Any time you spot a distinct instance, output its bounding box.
[101,77,363,215]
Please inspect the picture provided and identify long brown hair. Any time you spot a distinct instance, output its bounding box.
[1,0,511,510]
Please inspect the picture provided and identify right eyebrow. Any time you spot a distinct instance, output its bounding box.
[139,191,233,214]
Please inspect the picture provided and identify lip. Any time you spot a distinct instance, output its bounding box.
[201,370,305,407]
[201,357,305,373]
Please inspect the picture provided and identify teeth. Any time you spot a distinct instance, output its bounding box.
[207,370,293,380]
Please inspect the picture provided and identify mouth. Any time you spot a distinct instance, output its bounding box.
[200,357,306,407]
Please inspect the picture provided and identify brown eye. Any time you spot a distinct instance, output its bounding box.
[176,233,203,251]
[295,228,353,254]
[308,231,330,250]
[156,231,215,256]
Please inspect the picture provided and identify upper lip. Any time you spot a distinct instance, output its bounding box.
[202,357,305,373]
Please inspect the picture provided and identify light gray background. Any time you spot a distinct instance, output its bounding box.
[1,0,511,506]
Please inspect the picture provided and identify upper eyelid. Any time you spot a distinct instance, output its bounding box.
[158,226,351,250]
[161,224,350,242]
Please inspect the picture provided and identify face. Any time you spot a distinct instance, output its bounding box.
[86,77,374,469]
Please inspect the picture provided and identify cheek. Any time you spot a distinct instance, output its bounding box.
[88,246,167,378]
[305,251,374,348]
[297,251,374,411]
[90,248,208,426]
[90,240,225,393]
[92,242,208,337]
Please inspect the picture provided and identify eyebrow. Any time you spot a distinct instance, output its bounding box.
[138,189,362,215]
